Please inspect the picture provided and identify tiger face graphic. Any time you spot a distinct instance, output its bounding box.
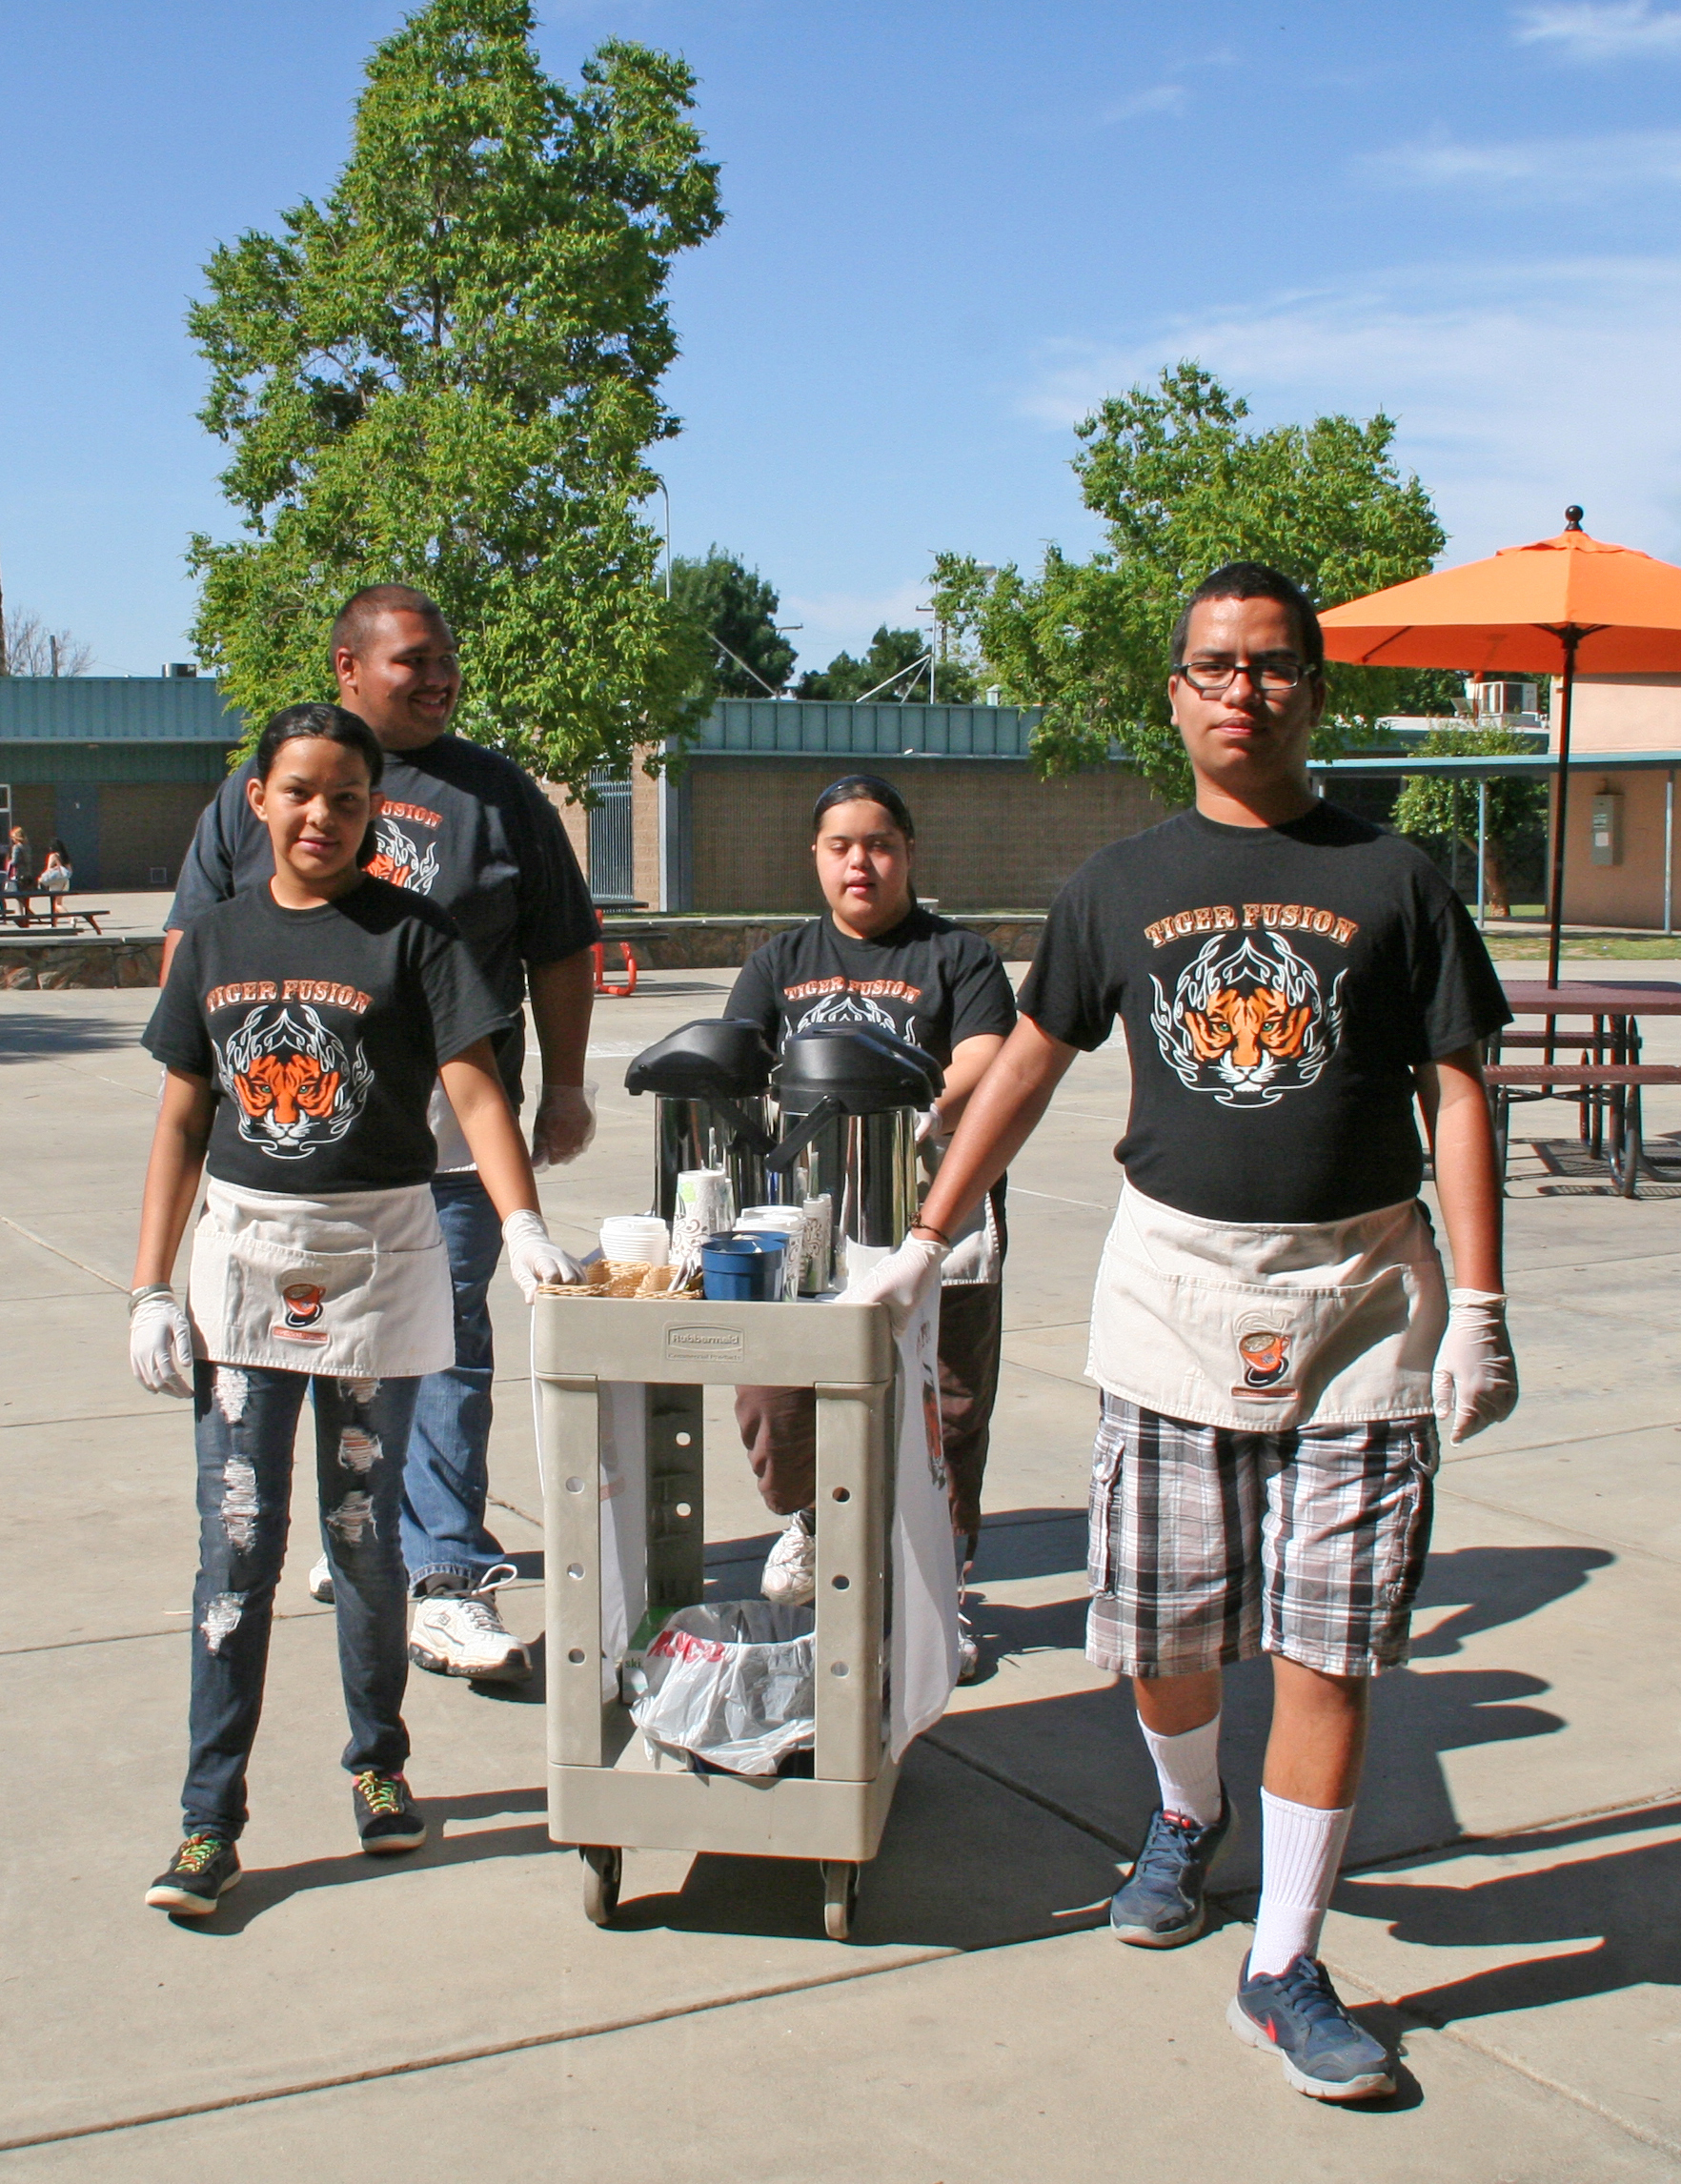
[1151,932,1343,1108]
[365,815,439,894]
[216,1003,373,1160]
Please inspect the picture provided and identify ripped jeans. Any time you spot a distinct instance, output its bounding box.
[183,1363,418,1839]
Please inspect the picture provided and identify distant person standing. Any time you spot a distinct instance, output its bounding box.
[38,840,71,918]
[164,585,600,1683]
[4,826,34,924]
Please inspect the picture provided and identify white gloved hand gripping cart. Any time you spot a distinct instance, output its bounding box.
[533,1289,900,1940]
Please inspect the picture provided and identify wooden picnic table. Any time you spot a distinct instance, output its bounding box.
[1489,981,1681,1195]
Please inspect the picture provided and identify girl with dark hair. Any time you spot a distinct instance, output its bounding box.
[726,774,1018,1677]
[130,705,582,1916]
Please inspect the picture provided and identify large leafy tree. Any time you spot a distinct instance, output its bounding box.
[669,547,796,697]
[188,1,722,787]
[1392,724,1548,916]
[932,362,1456,806]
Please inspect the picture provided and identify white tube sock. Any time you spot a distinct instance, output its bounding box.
[1138,1711,1223,1830]
[1248,1789,1356,1977]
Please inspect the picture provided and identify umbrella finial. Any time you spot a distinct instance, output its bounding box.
[1565,504,1585,530]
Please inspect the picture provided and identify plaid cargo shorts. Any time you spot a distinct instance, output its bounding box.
[1085,1395,1439,1680]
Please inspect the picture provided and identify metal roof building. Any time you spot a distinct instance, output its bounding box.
[0,676,242,889]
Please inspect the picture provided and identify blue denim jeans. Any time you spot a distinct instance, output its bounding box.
[399,1173,509,1591]
[183,1364,416,1838]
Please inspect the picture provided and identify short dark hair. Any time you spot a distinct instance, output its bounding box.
[253,702,385,789]
[1170,562,1324,674]
[330,583,450,663]
[811,773,916,839]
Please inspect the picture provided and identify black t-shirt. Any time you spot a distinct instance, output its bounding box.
[726,905,1018,1064]
[167,735,597,1104]
[144,878,513,1193]
[1016,802,1510,1223]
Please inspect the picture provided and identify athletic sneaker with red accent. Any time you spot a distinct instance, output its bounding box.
[1227,1951,1395,2101]
[1109,1794,1234,1947]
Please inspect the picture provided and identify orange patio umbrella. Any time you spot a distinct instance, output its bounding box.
[1319,508,1681,983]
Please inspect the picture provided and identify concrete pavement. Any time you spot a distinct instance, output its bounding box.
[2,969,1678,2177]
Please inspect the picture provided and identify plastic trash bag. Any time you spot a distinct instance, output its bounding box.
[629,1602,815,1777]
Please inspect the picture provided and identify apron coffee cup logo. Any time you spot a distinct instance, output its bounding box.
[273,1281,330,1345]
[1234,1314,1295,1399]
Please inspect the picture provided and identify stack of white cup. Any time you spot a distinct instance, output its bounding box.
[737,1205,806,1300]
[599,1216,671,1267]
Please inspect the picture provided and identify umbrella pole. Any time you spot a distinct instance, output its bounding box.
[1547,631,1581,987]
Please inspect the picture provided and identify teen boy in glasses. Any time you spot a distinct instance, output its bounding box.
[848,562,1516,2102]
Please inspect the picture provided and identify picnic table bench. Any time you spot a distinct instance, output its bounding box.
[1488,982,1681,1198]
[1,899,108,934]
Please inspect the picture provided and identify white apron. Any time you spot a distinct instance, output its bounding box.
[1088,1180,1447,1432]
[188,1178,455,1379]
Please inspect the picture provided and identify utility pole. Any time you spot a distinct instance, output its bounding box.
[0,546,8,677]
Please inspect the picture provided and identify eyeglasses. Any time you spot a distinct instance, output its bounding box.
[1174,654,1314,697]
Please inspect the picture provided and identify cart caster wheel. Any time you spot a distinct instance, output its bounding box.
[820,1860,859,1941]
[581,1845,621,1926]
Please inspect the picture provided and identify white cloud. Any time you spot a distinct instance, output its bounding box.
[1014,256,1681,567]
[1102,83,1185,121]
[780,579,931,670]
[1364,128,1681,197]
[1513,2,1681,58]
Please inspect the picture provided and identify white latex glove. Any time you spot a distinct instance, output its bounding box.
[1433,1288,1518,1444]
[503,1209,587,1302]
[840,1232,948,1334]
[915,1105,943,1145]
[130,1286,195,1399]
[530,1082,597,1170]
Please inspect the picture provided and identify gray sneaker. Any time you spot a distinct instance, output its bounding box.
[1227,1951,1395,2101]
[1110,1794,1235,1947]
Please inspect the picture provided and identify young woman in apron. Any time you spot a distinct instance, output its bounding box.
[726,774,1019,1678]
[130,703,581,1917]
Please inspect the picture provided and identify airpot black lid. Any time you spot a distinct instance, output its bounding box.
[625,1018,778,1099]
[775,1024,943,1112]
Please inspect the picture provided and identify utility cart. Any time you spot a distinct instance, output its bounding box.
[533,1291,900,1940]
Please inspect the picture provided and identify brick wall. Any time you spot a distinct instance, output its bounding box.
[95,782,222,890]
[631,761,661,908]
[6,786,56,862]
[687,758,1167,913]
[542,782,591,882]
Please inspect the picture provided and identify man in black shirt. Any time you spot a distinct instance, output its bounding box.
[850,563,1517,2102]
[165,587,599,1682]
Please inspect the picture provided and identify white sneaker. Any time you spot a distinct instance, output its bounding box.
[408,1565,531,1682]
[760,1511,817,1607]
[307,1555,334,1604]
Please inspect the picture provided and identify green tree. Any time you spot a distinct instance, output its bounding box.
[187,0,722,788]
[795,623,981,702]
[669,547,796,697]
[932,362,1456,806]
[1392,724,1547,916]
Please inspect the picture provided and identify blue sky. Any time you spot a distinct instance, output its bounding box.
[5,0,1681,675]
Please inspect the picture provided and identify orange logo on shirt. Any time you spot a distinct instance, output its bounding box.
[214,1002,373,1162]
[366,815,439,893]
[1151,933,1344,1108]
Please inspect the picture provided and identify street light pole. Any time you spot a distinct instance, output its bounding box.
[654,479,672,600]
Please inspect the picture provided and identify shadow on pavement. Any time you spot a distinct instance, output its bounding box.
[1338,1801,1681,2029]
[609,1737,1118,1951]
[172,1786,552,1933]
[0,1010,142,1060]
